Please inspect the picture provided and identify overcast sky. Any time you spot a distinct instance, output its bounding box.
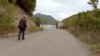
[34,0,100,21]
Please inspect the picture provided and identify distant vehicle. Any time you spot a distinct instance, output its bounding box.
[56,22,63,29]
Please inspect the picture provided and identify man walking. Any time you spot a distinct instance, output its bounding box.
[18,15,27,40]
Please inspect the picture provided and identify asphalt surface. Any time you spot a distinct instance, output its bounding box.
[0,29,94,56]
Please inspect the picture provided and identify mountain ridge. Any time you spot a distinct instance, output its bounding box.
[34,13,58,25]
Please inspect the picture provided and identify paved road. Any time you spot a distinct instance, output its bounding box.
[0,29,94,56]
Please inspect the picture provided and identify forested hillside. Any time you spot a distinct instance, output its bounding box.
[0,0,38,36]
[34,13,58,25]
[63,0,100,55]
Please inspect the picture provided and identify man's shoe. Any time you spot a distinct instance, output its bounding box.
[22,38,25,40]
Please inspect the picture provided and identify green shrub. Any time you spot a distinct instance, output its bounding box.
[0,0,9,6]
[63,10,100,30]
[0,2,16,35]
[29,26,43,32]
[63,10,100,52]
[33,17,41,27]
[16,0,36,15]
[8,0,13,3]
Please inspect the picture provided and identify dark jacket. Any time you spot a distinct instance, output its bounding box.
[18,18,27,29]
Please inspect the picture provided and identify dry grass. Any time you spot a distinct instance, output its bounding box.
[67,27,100,56]
[0,0,36,37]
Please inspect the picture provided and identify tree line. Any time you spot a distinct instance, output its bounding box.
[63,0,100,53]
[8,0,36,15]
[63,0,100,43]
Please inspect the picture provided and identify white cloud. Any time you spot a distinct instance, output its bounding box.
[37,0,69,12]
[58,12,76,21]
[34,0,100,21]
[42,0,61,8]
[58,13,67,19]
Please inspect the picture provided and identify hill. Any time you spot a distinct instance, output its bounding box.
[34,13,58,25]
[0,0,40,36]
[62,9,100,54]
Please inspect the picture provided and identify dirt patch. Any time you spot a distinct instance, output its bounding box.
[95,52,100,56]
[13,6,35,30]
[67,27,100,56]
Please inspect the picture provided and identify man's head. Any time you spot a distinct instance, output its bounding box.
[23,15,27,18]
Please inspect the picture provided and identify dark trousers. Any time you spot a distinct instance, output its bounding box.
[18,28,25,40]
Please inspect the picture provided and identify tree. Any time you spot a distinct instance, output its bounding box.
[8,0,16,3]
[88,0,99,10]
[34,17,41,27]
[16,0,36,15]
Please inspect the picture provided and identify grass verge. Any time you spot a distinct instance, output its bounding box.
[67,27,100,56]
[29,25,43,32]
